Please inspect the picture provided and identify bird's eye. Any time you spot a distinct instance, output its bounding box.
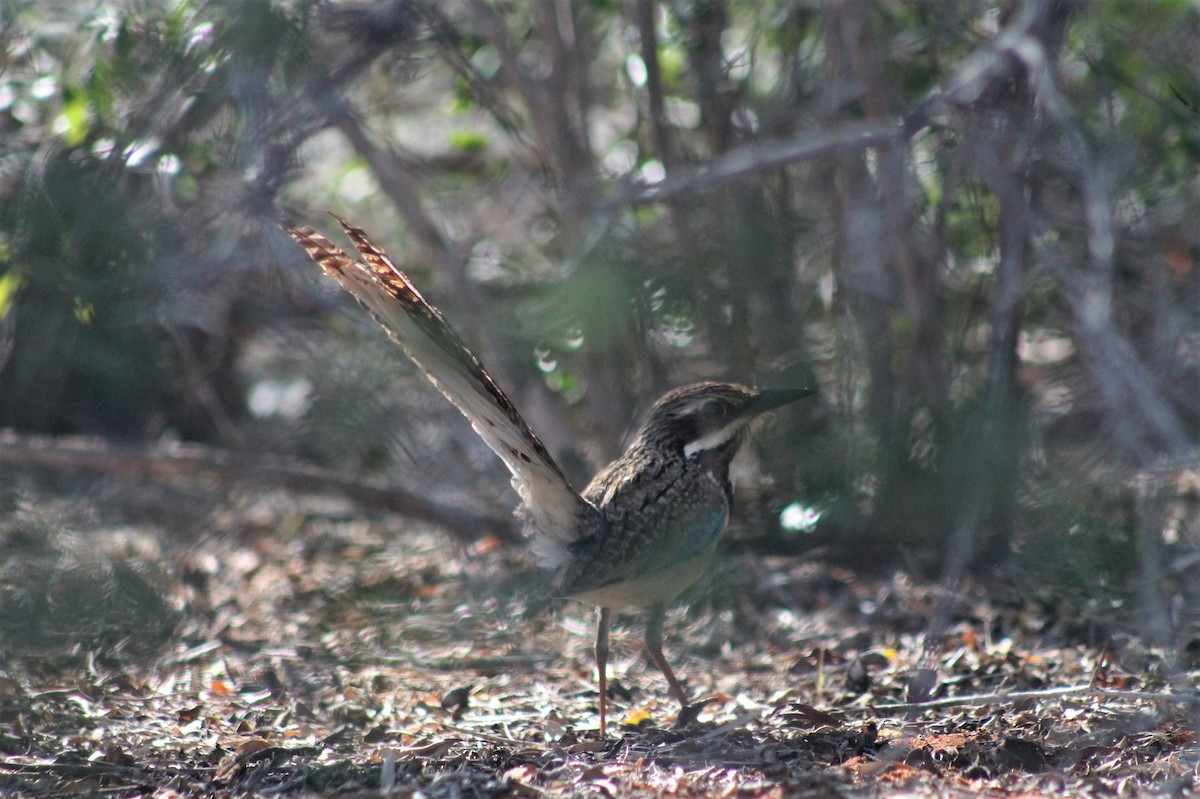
[699,400,725,421]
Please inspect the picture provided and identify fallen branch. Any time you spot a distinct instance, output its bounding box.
[0,429,515,543]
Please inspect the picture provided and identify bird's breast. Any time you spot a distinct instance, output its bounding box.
[567,551,714,608]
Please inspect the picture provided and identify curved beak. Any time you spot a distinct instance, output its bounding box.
[740,387,816,419]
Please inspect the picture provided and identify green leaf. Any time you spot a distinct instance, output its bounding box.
[0,269,21,319]
[449,129,488,153]
[74,297,95,326]
[61,92,91,146]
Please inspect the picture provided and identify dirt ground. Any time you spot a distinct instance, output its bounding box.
[1,478,1198,798]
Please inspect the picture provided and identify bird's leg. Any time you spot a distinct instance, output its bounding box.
[595,606,611,737]
[644,602,689,707]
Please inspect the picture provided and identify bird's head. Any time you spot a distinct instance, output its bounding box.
[635,381,815,459]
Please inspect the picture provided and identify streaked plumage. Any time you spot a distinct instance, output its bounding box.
[287,217,813,735]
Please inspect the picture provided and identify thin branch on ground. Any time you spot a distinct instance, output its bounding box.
[872,683,1200,712]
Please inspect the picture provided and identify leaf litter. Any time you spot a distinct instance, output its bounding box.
[1,482,1199,797]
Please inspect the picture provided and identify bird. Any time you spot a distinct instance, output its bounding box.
[287,217,814,736]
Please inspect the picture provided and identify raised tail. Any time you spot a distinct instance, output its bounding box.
[286,217,595,568]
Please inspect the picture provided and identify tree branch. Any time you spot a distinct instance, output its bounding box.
[610,120,896,208]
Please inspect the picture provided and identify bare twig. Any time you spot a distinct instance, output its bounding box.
[1023,54,1190,462]
[437,721,551,750]
[873,684,1200,713]
[634,0,677,170]
[611,120,896,208]
[463,0,594,190]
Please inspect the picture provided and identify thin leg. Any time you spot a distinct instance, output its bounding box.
[595,606,611,737]
[644,602,689,707]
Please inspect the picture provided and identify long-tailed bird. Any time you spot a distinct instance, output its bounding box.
[287,217,813,735]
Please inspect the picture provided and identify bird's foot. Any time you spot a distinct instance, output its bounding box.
[671,697,718,729]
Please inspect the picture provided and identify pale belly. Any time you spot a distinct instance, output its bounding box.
[568,553,711,608]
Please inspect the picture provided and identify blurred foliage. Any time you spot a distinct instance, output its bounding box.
[0,0,1199,619]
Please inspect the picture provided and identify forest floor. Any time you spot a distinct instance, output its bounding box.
[1,478,1199,798]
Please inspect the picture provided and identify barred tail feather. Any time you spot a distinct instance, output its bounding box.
[287,219,593,568]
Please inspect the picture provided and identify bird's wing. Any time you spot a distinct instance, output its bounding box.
[557,455,729,598]
[287,218,593,568]
[563,466,729,601]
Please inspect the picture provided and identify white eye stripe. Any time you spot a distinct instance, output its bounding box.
[682,422,743,457]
